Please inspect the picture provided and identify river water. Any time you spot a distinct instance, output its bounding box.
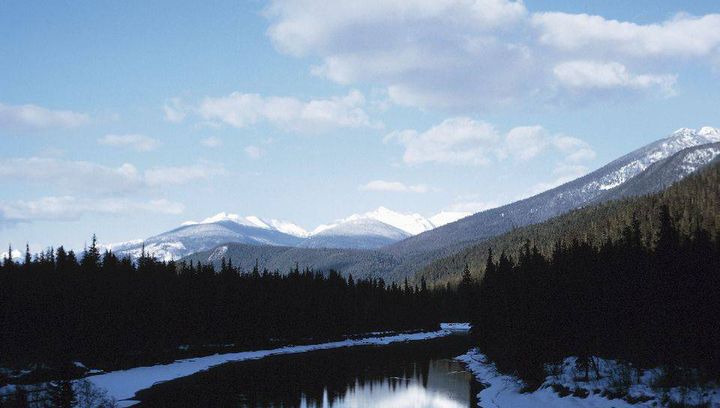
[134,334,479,407]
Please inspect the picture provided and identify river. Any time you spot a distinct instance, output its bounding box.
[133,334,479,407]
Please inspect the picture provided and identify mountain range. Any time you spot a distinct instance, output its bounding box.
[107,207,468,261]
[113,127,720,281]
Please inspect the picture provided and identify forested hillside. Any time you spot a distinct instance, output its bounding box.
[418,158,720,286]
[184,243,401,280]
[0,241,465,373]
[472,204,720,386]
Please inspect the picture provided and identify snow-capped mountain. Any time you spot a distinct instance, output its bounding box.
[599,142,720,201]
[182,212,309,237]
[178,126,720,281]
[108,127,720,263]
[313,207,435,236]
[299,207,466,249]
[386,126,720,276]
[107,208,450,258]
[108,219,304,261]
[301,218,411,250]
[582,127,720,193]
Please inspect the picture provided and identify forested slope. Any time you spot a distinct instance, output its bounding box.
[418,157,720,287]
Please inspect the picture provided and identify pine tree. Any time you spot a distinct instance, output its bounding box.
[24,243,31,267]
[48,379,76,408]
[81,234,101,272]
[4,243,13,267]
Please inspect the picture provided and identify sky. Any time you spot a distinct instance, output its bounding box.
[1,0,719,251]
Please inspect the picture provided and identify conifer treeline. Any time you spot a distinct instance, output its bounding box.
[0,239,460,369]
[419,161,720,287]
[472,205,720,384]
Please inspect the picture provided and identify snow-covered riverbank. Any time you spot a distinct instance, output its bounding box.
[457,349,720,408]
[88,329,455,406]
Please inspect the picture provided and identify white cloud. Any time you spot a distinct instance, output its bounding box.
[386,117,595,166]
[0,158,143,194]
[266,0,535,109]
[267,0,527,56]
[244,145,262,159]
[195,89,375,132]
[143,163,226,187]
[98,134,161,152]
[385,117,499,165]
[552,135,597,162]
[0,102,90,131]
[553,61,676,94]
[0,157,224,194]
[532,12,720,58]
[0,196,184,224]
[502,126,549,160]
[265,2,719,109]
[200,136,223,148]
[359,180,429,193]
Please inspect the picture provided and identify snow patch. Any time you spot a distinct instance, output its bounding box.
[440,322,471,331]
[87,329,454,405]
[458,350,720,408]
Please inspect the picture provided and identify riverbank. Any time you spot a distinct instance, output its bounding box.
[87,328,456,406]
[458,349,720,407]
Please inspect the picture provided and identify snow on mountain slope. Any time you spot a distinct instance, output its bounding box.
[346,207,435,235]
[267,219,310,238]
[295,207,437,249]
[300,218,410,249]
[597,142,720,201]
[384,126,720,279]
[181,212,309,237]
[429,211,471,227]
[582,127,720,193]
[109,220,303,261]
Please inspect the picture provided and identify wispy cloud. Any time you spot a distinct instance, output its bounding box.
[359,180,430,193]
[0,196,184,225]
[169,90,379,133]
[98,134,161,152]
[244,145,263,159]
[0,157,225,194]
[163,98,187,123]
[386,117,596,166]
[200,136,223,148]
[0,102,90,131]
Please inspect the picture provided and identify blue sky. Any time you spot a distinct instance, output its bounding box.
[1,0,719,251]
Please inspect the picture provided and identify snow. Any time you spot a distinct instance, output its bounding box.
[86,329,455,405]
[680,146,720,175]
[356,207,435,235]
[315,207,435,237]
[267,219,309,237]
[430,211,471,227]
[311,217,409,239]
[699,126,720,137]
[0,249,23,260]
[245,215,272,229]
[458,350,720,408]
[440,322,471,331]
[585,126,720,193]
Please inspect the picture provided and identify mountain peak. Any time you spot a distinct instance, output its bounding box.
[343,207,435,235]
[699,126,719,137]
[670,126,719,142]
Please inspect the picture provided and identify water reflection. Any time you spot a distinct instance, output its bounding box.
[136,335,478,407]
